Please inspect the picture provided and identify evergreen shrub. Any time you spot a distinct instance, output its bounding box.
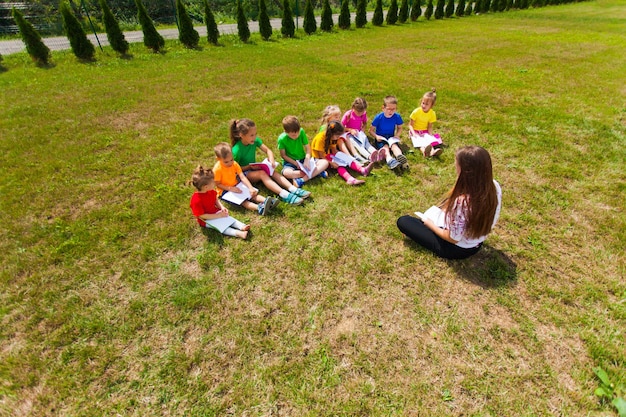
[445,0,455,17]
[236,0,250,42]
[410,0,422,21]
[425,0,434,19]
[60,1,95,60]
[136,0,165,52]
[100,0,128,55]
[176,0,199,48]
[338,0,351,29]
[12,7,51,65]
[399,0,409,23]
[373,0,384,25]
[435,0,445,18]
[320,0,334,31]
[281,0,295,37]
[386,0,399,24]
[304,0,317,34]
[356,0,368,27]
[204,0,220,44]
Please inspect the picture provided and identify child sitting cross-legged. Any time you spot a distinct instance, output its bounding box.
[310,121,373,186]
[231,118,310,205]
[213,142,278,216]
[190,165,250,239]
[369,95,409,171]
[408,88,444,158]
[277,115,330,188]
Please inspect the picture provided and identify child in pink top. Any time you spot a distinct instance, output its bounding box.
[341,97,384,163]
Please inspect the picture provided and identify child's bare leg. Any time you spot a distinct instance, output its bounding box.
[391,143,403,158]
[241,200,259,212]
[311,159,330,178]
[273,170,308,185]
[281,166,304,179]
[343,139,360,158]
[247,171,284,195]
[382,145,393,162]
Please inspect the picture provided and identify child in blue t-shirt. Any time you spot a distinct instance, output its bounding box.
[369,95,409,171]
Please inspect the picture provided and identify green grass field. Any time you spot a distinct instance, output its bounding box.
[1,1,625,415]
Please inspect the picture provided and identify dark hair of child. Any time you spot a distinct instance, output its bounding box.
[229,118,256,146]
[324,121,345,154]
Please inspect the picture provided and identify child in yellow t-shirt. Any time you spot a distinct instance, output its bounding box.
[408,88,444,158]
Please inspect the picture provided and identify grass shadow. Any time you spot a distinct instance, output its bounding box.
[0,64,7,73]
[446,244,518,289]
[200,226,226,245]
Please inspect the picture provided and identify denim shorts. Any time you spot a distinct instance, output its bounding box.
[281,160,301,174]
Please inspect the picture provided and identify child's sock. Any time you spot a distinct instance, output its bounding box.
[337,167,357,183]
[350,161,367,176]
[278,190,290,199]
[287,185,299,194]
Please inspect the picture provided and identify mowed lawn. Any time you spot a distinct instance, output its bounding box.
[1,1,624,415]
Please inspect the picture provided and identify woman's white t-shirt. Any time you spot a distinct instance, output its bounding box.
[447,180,502,249]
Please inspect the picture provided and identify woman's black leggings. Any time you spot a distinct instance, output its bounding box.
[396,215,482,260]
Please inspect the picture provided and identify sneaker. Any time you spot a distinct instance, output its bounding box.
[320,171,329,179]
[281,192,304,205]
[369,149,381,163]
[422,144,432,158]
[431,147,443,157]
[387,158,400,170]
[257,200,268,216]
[292,188,311,199]
[293,177,305,188]
[267,197,280,210]
[396,154,409,170]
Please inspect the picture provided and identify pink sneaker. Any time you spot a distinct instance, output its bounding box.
[369,149,381,163]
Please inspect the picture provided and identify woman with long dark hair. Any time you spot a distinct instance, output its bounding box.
[397,146,502,259]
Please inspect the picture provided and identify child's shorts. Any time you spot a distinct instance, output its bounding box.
[281,160,302,175]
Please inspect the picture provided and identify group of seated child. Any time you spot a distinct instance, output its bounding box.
[190,89,444,239]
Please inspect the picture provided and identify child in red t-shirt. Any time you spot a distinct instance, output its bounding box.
[190,165,250,239]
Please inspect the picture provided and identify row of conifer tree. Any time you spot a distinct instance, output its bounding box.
[5,0,585,67]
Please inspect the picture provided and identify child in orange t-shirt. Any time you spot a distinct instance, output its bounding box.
[213,142,278,215]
